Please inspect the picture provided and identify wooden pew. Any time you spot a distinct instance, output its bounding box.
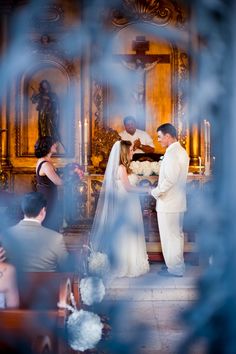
[0,272,80,354]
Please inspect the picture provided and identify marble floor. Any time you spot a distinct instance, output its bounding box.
[96,263,204,354]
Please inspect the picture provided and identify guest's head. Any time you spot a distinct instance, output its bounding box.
[157,123,177,148]
[120,140,132,172]
[123,116,137,135]
[21,192,47,222]
[34,136,58,158]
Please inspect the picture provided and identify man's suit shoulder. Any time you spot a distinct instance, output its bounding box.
[9,222,63,239]
[39,225,64,239]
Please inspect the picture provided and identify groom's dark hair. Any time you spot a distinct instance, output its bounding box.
[157,123,177,138]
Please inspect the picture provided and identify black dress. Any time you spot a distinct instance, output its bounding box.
[36,160,61,231]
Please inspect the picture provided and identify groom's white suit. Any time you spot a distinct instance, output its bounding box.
[151,141,189,276]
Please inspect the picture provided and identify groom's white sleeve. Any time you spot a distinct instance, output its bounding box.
[151,156,180,200]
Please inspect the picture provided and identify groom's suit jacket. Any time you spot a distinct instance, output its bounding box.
[3,220,68,272]
[151,142,189,213]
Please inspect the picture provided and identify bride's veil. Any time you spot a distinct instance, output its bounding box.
[89,140,121,256]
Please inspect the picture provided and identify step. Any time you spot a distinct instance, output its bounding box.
[105,264,199,301]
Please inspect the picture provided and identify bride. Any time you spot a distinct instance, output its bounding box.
[90,140,150,278]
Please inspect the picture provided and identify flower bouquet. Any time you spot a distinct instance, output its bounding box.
[62,163,85,226]
[130,160,160,176]
[63,162,84,184]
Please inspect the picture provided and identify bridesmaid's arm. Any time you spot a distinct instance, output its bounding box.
[42,162,63,186]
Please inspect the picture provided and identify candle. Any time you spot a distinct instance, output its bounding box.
[78,121,82,165]
[198,156,202,175]
[204,120,207,147]
[207,121,211,163]
[79,121,82,141]
[84,119,88,173]
[84,119,88,144]
[204,120,207,158]
[203,120,211,176]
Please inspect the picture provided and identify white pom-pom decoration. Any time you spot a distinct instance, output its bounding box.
[88,251,110,277]
[80,277,105,306]
[67,309,103,351]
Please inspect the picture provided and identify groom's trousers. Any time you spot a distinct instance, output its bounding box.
[157,212,185,276]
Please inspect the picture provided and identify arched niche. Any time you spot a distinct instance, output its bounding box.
[16,58,76,157]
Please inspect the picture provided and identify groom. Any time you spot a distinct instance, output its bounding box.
[151,123,189,277]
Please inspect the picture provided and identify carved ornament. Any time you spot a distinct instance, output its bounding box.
[177,51,189,148]
[0,170,8,191]
[30,4,64,30]
[91,81,120,171]
[111,0,186,29]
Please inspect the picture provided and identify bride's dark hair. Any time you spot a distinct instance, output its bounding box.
[119,140,132,174]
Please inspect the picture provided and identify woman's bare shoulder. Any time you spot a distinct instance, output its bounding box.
[36,158,50,169]
[118,164,126,171]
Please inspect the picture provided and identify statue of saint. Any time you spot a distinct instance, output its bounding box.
[31,80,63,147]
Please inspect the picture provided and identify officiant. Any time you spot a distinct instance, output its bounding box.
[119,116,155,154]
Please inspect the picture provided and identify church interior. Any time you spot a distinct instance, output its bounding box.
[0,0,210,256]
[0,0,234,353]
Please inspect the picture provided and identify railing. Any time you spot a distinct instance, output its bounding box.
[62,174,210,227]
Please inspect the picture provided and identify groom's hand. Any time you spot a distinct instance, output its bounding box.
[133,138,141,151]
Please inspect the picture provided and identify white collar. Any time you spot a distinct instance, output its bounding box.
[23,217,41,224]
[166,141,179,152]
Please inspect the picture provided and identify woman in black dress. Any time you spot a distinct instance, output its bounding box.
[34,136,63,231]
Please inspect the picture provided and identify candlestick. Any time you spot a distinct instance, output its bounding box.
[198,156,202,175]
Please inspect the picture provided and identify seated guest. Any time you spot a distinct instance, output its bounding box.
[0,261,19,308]
[2,192,69,272]
[119,116,155,154]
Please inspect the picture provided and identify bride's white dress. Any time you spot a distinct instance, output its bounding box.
[114,174,150,277]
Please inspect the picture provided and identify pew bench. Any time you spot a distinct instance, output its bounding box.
[0,272,80,354]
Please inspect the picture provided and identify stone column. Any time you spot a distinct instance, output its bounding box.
[0,2,12,168]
